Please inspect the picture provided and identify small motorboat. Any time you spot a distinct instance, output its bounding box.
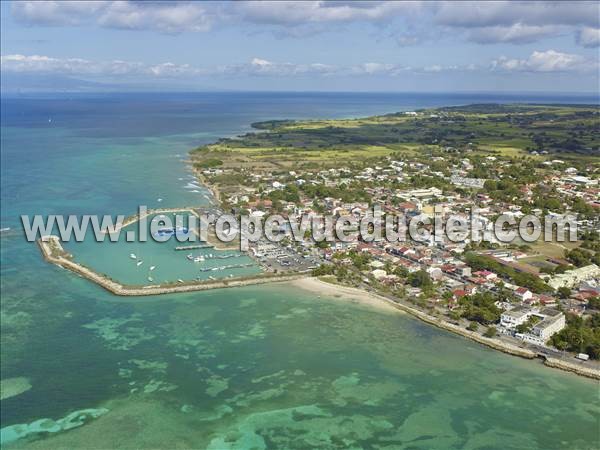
[137,261,143,267]
[130,253,137,259]
[186,254,194,260]
[149,266,156,271]
[147,276,154,282]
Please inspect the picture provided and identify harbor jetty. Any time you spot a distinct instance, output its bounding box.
[38,236,306,296]
[102,206,205,234]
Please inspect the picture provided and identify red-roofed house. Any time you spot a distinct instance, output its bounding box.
[515,287,533,301]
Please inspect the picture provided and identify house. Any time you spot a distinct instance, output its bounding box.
[452,289,467,301]
[371,269,388,280]
[427,267,444,281]
[474,270,497,281]
[514,287,533,301]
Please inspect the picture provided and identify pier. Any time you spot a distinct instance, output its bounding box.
[175,244,213,250]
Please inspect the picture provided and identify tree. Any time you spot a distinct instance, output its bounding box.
[408,270,432,288]
[557,287,572,299]
[484,327,497,338]
[467,322,479,332]
[587,297,600,311]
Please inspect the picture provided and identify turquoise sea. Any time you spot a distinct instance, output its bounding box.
[1,92,599,449]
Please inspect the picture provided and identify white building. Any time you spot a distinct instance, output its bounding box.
[521,309,566,345]
[500,306,531,328]
[548,264,600,290]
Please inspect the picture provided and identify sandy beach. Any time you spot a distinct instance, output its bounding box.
[290,277,403,313]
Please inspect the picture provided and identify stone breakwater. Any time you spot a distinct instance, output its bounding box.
[38,236,306,296]
[102,207,202,234]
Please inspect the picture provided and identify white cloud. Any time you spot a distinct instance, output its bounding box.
[0,53,483,79]
[491,49,595,73]
[223,58,339,76]
[436,1,599,28]
[577,27,600,48]
[467,23,559,44]
[230,1,423,26]
[0,54,195,77]
[436,1,599,45]
[97,1,213,33]
[11,1,107,26]
[9,0,600,47]
[12,1,215,33]
[11,1,422,31]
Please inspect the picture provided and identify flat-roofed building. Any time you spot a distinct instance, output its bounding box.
[500,306,531,328]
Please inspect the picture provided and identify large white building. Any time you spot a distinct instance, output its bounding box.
[501,307,566,345]
[521,309,566,345]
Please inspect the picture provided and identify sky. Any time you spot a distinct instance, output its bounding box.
[1,1,599,93]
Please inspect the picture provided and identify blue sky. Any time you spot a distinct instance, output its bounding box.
[1,1,599,92]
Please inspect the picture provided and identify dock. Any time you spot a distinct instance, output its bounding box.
[175,244,214,250]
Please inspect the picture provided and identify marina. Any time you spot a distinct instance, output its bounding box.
[61,210,262,286]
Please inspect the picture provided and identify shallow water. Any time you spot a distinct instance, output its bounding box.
[1,92,599,449]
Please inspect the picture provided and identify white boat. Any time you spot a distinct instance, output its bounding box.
[137,261,143,267]
[157,198,163,202]
[149,266,156,271]
[193,256,205,263]
[186,254,193,260]
[130,253,137,259]
[178,279,184,283]
[147,276,154,282]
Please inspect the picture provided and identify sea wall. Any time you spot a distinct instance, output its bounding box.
[543,357,600,380]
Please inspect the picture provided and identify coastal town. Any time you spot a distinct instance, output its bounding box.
[34,104,600,378]
[192,104,600,371]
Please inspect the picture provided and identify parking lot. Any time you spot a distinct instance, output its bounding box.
[250,240,321,273]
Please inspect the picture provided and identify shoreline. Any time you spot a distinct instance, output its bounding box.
[292,277,600,381]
